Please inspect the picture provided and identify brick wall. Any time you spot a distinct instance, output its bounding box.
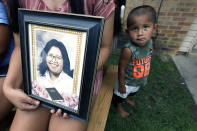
[123,0,197,55]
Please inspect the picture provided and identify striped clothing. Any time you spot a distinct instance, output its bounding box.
[20,0,115,19]
[19,0,115,95]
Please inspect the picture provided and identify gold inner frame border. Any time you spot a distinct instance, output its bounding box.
[31,24,84,94]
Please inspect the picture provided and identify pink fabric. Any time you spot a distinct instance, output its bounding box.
[20,0,71,12]
[19,0,115,95]
[20,0,115,19]
[85,0,115,18]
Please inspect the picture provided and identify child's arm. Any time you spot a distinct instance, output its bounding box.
[118,48,132,93]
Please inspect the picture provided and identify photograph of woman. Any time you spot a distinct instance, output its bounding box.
[31,26,86,111]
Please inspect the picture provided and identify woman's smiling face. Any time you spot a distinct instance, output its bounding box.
[46,46,63,75]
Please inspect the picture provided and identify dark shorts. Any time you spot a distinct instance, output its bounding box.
[112,92,137,105]
[0,65,8,77]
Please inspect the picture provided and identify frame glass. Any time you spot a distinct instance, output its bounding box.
[18,9,104,121]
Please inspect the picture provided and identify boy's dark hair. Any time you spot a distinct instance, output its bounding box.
[69,0,84,14]
[7,0,20,32]
[127,5,157,28]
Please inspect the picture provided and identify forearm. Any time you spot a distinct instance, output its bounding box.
[2,35,40,110]
[4,46,23,89]
[118,48,131,91]
[118,68,126,89]
[97,11,114,71]
[3,33,23,90]
[97,45,111,71]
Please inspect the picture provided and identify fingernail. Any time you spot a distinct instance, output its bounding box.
[35,101,40,105]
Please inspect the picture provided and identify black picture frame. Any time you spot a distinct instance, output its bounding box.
[18,9,104,121]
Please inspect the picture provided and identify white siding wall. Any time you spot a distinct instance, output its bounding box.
[179,15,197,53]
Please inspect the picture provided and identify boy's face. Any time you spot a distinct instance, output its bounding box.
[127,14,155,46]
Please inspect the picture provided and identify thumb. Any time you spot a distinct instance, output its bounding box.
[25,96,40,106]
[20,96,40,110]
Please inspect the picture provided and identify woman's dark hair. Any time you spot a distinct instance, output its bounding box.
[7,0,20,33]
[38,39,73,78]
[127,5,157,28]
[69,0,84,14]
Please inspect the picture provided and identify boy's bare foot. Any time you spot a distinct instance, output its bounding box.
[125,98,136,107]
[116,104,129,118]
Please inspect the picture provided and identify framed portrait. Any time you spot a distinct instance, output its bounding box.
[18,9,104,121]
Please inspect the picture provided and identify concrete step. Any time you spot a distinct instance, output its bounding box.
[172,55,197,105]
[189,49,197,58]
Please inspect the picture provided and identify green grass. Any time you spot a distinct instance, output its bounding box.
[104,50,197,131]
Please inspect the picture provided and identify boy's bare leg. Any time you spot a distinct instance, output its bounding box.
[49,114,87,131]
[10,107,50,131]
[116,103,129,118]
[125,98,136,107]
